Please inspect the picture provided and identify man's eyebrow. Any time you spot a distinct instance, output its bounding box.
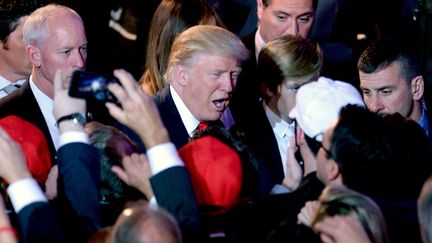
[298,12,314,17]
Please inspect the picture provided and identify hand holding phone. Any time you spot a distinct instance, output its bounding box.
[69,70,121,104]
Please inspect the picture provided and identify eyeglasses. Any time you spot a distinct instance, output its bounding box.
[313,133,334,159]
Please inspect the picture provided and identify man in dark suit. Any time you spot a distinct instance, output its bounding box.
[230,0,318,127]
[0,4,88,162]
[122,25,249,150]
[358,38,432,140]
[238,35,323,195]
[0,0,44,98]
[0,70,101,243]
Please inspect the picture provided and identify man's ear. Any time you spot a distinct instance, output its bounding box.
[259,83,274,99]
[411,75,424,101]
[27,45,41,68]
[173,64,188,87]
[257,0,264,20]
[327,159,340,181]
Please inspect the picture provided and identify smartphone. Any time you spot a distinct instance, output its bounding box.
[69,70,120,104]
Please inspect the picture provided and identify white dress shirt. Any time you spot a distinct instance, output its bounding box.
[29,76,60,150]
[254,27,267,61]
[170,85,200,137]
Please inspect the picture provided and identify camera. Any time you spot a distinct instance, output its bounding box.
[69,70,120,104]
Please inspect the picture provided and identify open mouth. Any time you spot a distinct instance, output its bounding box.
[212,98,229,111]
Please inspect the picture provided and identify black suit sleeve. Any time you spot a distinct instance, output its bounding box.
[17,202,63,243]
[150,166,206,242]
[56,142,101,242]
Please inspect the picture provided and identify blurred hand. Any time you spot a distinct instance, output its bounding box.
[282,137,302,191]
[106,69,169,149]
[111,153,153,199]
[45,165,58,200]
[0,194,16,243]
[313,215,371,243]
[53,70,86,120]
[0,127,31,183]
[297,200,320,227]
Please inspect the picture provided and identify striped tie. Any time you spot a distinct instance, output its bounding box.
[2,83,19,94]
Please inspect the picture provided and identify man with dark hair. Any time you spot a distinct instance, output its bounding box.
[0,0,45,98]
[358,38,431,136]
[231,0,318,127]
[310,104,432,243]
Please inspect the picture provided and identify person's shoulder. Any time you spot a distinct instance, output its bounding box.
[240,29,257,51]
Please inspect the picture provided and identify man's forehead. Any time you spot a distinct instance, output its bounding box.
[267,0,314,11]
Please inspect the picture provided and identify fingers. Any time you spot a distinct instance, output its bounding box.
[111,165,129,184]
[113,69,139,95]
[297,200,319,227]
[105,102,126,123]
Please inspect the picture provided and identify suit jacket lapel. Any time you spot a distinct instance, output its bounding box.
[156,87,190,149]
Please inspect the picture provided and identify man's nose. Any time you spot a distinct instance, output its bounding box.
[284,20,300,36]
[221,74,234,93]
[72,51,85,68]
[368,95,384,113]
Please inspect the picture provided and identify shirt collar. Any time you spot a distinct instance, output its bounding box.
[255,27,266,62]
[170,85,200,137]
[263,102,294,138]
[0,75,12,90]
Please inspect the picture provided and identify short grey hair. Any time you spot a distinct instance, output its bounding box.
[23,4,81,47]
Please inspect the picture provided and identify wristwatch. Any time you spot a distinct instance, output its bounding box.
[55,112,87,127]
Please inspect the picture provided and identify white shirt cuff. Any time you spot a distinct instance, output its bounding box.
[148,196,158,209]
[7,178,47,213]
[270,184,293,194]
[146,143,183,175]
[58,131,89,148]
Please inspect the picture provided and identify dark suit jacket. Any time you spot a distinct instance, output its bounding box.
[150,166,206,242]
[154,87,190,149]
[17,201,63,243]
[240,102,285,196]
[122,86,224,152]
[0,81,56,162]
[230,30,262,132]
[55,142,101,243]
[14,142,100,243]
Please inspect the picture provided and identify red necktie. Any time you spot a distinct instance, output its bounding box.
[196,121,209,132]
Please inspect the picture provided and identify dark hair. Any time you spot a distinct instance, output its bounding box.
[381,113,432,199]
[357,38,421,85]
[85,122,139,206]
[304,134,321,156]
[330,104,432,200]
[0,0,44,43]
[262,0,319,11]
[329,105,393,196]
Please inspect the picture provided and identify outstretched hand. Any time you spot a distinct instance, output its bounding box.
[111,153,154,199]
[0,127,31,183]
[106,69,169,149]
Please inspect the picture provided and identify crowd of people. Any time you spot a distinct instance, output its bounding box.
[0,0,431,242]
